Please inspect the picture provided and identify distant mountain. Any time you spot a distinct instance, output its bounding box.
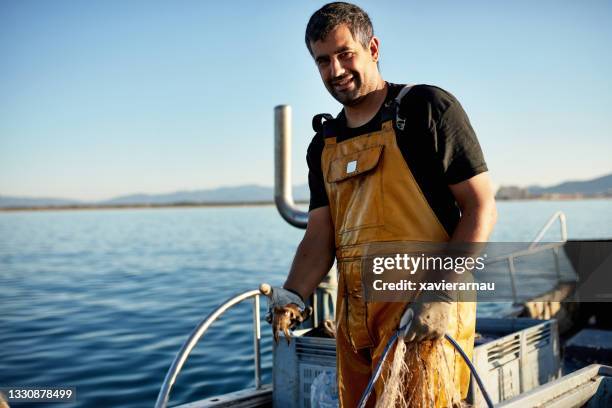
[527,173,612,196]
[0,195,82,208]
[4,172,611,209]
[292,184,310,201]
[100,185,272,205]
[0,184,310,208]
[100,184,310,205]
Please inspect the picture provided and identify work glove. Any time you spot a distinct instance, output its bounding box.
[264,287,312,344]
[400,291,452,342]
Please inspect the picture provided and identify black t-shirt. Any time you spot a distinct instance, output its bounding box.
[306,83,488,236]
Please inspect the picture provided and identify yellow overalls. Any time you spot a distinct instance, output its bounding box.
[319,94,476,407]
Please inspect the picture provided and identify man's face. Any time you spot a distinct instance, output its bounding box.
[310,24,379,106]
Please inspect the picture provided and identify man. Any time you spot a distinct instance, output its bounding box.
[268,2,497,406]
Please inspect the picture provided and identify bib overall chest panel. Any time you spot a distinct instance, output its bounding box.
[320,115,476,407]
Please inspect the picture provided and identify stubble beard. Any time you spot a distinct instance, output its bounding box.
[326,72,367,107]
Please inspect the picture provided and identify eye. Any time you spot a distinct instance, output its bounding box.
[339,52,354,60]
[316,58,330,68]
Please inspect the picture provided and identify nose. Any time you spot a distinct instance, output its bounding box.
[330,56,345,79]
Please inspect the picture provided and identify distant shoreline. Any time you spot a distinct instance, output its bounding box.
[0,201,311,212]
[1,197,610,212]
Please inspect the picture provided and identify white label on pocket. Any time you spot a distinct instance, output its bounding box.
[346,160,357,174]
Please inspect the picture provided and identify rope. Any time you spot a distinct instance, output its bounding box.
[357,317,494,408]
[357,327,403,408]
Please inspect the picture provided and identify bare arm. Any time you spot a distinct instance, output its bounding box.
[283,206,336,300]
[405,172,497,341]
[448,171,497,242]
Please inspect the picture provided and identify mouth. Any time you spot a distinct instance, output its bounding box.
[332,75,354,92]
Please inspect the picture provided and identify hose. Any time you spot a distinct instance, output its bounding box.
[357,315,494,408]
[443,334,494,408]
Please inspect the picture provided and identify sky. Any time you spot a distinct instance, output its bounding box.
[1,0,611,201]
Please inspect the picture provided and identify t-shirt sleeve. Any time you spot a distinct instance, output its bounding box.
[436,98,488,184]
[306,134,329,211]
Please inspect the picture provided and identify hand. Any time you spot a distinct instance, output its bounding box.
[264,286,306,321]
[401,292,452,342]
[270,303,312,344]
[262,286,311,344]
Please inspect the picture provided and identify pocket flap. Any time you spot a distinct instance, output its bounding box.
[326,145,384,183]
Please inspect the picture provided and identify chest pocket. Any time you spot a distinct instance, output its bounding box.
[325,145,384,234]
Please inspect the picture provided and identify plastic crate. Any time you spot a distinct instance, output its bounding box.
[468,318,561,406]
[273,333,336,408]
[272,318,560,407]
[498,364,612,408]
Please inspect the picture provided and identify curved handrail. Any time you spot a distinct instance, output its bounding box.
[154,289,263,408]
[529,211,568,249]
[484,241,570,304]
[483,211,570,303]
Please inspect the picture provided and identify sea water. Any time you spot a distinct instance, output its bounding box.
[1,200,610,407]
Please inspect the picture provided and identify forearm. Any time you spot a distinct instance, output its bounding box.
[450,200,497,243]
[433,199,497,287]
[283,237,335,300]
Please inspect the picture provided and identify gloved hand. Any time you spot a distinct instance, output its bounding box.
[264,287,312,344]
[264,286,306,321]
[400,291,452,342]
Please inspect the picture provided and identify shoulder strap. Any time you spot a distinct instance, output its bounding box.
[312,113,334,134]
[394,84,416,131]
[313,84,416,134]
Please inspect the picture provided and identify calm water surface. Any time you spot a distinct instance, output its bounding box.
[1,200,611,407]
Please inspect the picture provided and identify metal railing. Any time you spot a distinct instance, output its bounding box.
[485,211,570,303]
[154,289,265,408]
[529,211,568,250]
[274,105,308,229]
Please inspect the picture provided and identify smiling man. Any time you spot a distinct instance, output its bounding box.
[267,2,497,406]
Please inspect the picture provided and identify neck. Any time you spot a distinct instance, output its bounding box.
[344,77,387,128]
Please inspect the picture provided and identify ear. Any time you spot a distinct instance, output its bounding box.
[369,36,380,62]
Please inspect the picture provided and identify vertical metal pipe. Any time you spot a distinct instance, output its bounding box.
[274,105,308,229]
[273,106,337,327]
[253,294,261,389]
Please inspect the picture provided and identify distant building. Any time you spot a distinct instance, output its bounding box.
[496,186,530,200]
[540,193,585,200]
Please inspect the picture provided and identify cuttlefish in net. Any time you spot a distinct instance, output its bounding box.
[270,304,313,344]
[260,284,314,344]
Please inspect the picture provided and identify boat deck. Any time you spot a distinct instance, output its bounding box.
[175,385,272,408]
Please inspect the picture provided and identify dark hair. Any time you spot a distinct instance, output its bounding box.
[305,2,374,55]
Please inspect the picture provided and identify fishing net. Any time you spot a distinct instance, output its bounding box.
[375,338,462,408]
